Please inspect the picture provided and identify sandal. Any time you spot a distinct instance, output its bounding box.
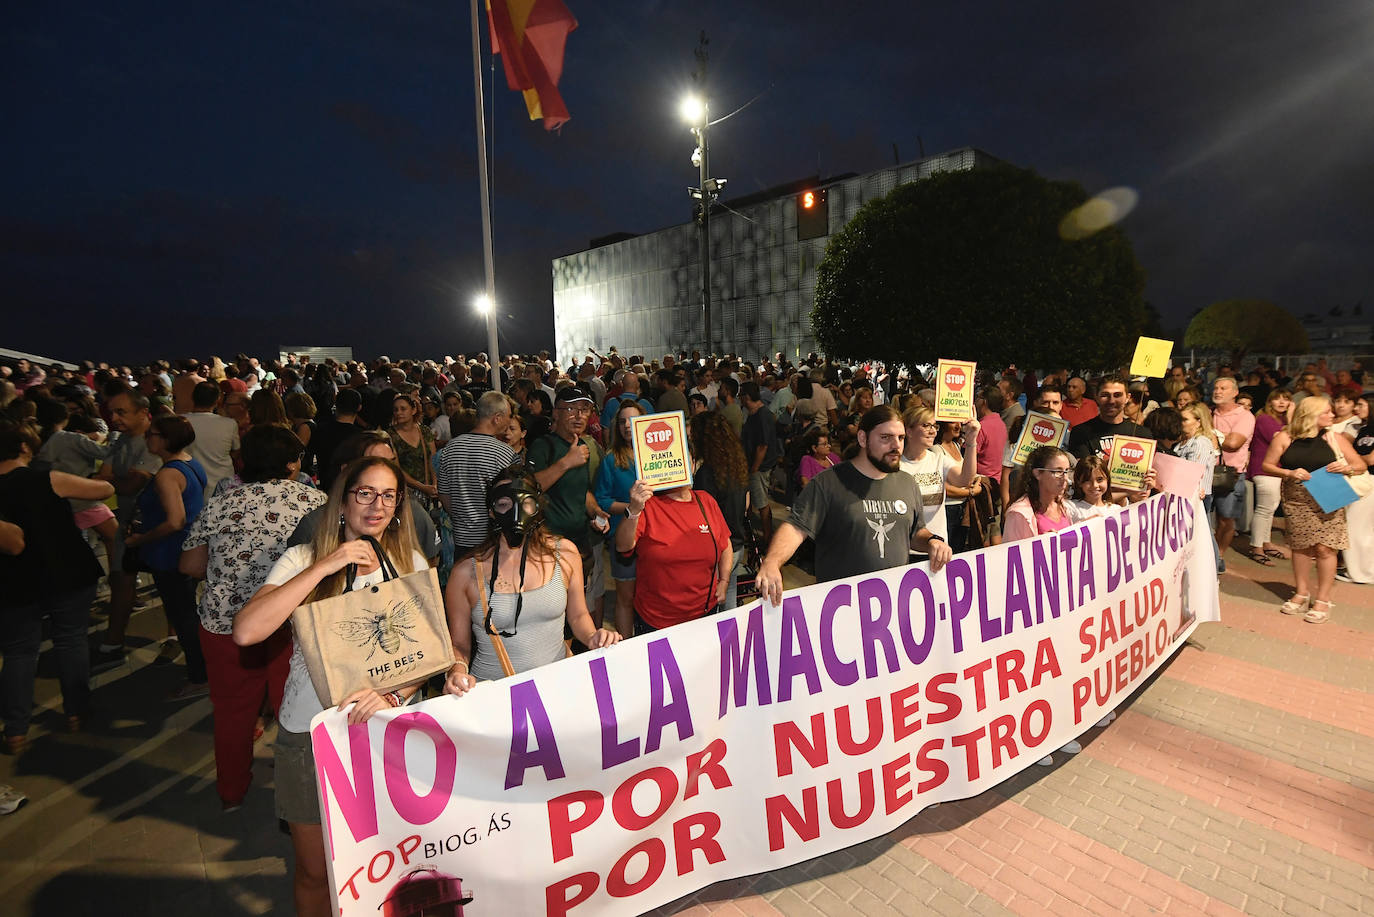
[1247,550,1275,567]
[1279,594,1310,615]
[1304,600,1331,625]
[1263,548,1285,559]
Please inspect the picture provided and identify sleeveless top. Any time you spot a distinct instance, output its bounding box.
[1279,436,1336,473]
[136,457,207,571]
[468,540,568,680]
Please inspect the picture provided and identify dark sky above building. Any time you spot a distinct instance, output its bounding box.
[6,0,1373,365]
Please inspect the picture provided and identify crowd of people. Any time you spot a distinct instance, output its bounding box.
[0,347,1370,914]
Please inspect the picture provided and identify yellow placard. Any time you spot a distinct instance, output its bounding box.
[1010,412,1070,466]
[933,359,977,422]
[1129,336,1174,378]
[1107,434,1156,492]
[629,411,694,492]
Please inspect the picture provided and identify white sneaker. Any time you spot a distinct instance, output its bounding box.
[1095,712,1117,728]
[1060,740,1082,754]
[0,785,28,815]
[1037,755,1054,766]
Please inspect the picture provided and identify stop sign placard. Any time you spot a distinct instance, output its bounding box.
[943,366,967,391]
[1031,420,1056,443]
[643,420,675,452]
[1119,442,1146,464]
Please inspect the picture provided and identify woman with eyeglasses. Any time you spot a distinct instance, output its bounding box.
[1003,445,1073,541]
[900,404,980,552]
[594,398,647,635]
[445,467,619,688]
[1002,443,1083,763]
[234,455,429,917]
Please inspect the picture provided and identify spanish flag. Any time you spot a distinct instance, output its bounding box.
[487,0,576,130]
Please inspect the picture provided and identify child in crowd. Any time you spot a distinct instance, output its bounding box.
[1066,455,1126,522]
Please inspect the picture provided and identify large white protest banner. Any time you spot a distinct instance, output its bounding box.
[312,493,1218,916]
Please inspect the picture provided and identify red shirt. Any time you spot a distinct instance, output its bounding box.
[632,490,731,630]
[975,412,1007,481]
[1060,398,1099,428]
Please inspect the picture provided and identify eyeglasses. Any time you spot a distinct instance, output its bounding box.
[558,404,593,415]
[1034,468,1072,478]
[917,423,939,431]
[349,488,399,507]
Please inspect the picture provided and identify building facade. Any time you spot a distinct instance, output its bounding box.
[552,147,996,363]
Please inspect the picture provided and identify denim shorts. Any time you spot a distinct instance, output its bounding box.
[1213,473,1247,520]
[609,547,636,581]
[274,727,321,825]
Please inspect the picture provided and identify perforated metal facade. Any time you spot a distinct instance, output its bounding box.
[552,147,994,362]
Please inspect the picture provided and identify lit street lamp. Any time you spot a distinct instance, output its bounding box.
[681,92,723,356]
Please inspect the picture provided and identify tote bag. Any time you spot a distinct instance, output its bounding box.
[292,535,454,707]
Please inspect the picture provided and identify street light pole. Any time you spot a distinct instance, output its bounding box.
[697,112,712,357]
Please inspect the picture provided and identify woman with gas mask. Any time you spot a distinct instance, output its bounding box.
[443,465,619,694]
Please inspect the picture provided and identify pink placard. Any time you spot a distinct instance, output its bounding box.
[1152,451,1206,500]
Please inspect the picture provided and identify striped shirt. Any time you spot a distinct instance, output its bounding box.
[437,433,516,547]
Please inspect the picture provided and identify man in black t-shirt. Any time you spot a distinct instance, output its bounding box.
[1066,375,1153,460]
[756,405,951,605]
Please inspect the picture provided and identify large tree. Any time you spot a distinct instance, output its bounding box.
[812,164,1147,370]
[1183,299,1309,365]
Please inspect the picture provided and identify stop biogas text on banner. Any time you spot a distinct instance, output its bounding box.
[311,493,1218,916]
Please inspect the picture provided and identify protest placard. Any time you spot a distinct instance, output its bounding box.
[1010,411,1069,466]
[313,494,1220,917]
[934,359,977,422]
[1129,336,1174,378]
[1108,435,1156,492]
[629,411,693,492]
[1152,452,1205,500]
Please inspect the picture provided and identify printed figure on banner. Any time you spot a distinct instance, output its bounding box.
[934,358,977,422]
[630,411,693,492]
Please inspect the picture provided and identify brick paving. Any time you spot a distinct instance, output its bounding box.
[1,544,1371,916]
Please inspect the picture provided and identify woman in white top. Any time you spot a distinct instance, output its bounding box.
[899,404,979,551]
[234,456,434,917]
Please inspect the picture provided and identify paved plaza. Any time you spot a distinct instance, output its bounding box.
[1,551,1371,917]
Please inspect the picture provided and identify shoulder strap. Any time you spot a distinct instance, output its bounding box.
[473,554,516,678]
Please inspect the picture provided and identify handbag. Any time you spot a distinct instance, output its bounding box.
[292,535,455,707]
[1211,449,1240,492]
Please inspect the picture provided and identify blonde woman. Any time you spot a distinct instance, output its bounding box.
[234,456,431,917]
[1260,396,1366,623]
[1176,403,1218,502]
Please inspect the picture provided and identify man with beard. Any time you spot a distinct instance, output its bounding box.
[1066,374,1153,461]
[755,405,951,605]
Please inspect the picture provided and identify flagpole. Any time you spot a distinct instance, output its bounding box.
[470,0,501,391]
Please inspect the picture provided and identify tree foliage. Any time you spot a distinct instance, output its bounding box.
[812,164,1147,370]
[1183,300,1309,364]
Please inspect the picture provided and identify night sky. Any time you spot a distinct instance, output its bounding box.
[6,1,1373,365]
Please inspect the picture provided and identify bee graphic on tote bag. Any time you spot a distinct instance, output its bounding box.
[332,595,425,660]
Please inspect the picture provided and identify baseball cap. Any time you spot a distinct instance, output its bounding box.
[555,385,595,406]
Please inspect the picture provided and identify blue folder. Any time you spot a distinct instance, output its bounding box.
[1302,468,1360,514]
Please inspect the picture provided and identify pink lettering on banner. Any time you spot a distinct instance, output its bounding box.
[313,493,1220,917]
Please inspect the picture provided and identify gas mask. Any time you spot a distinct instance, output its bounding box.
[489,477,543,548]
